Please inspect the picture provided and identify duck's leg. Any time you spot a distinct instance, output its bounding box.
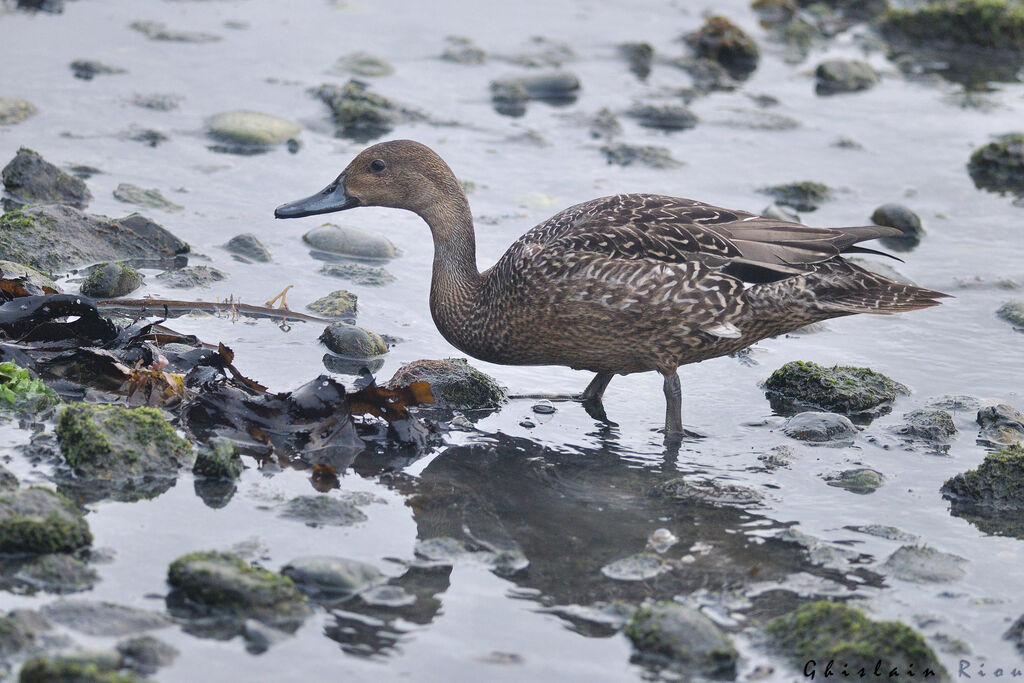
[579,372,614,423]
[663,371,683,434]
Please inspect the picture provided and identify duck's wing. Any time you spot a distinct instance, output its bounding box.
[514,193,900,284]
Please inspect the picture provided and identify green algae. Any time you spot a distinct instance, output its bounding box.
[764,361,909,415]
[883,0,1024,51]
[942,444,1024,511]
[0,488,92,554]
[192,439,243,480]
[0,362,59,413]
[19,655,139,683]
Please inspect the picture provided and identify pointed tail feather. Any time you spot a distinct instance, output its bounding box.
[814,261,951,315]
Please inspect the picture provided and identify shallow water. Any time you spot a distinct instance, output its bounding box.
[2,0,1024,680]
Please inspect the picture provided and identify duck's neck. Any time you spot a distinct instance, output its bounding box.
[416,194,486,348]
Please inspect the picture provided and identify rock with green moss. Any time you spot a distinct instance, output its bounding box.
[0,206,188,273]
[763,361,909,417]
[307,290,357,320]
[206,111,300,150]
[192,439,243,480]
[783,411,858,442]
[154,265,226,289]
[600,143,679,169]
[883,0,1024,51]
[824,468,885,493]
[976,403,1024,447]
[815,59,880,94]
[116,636,177,677]
[942,445,1024,537]
[766,601,946,679]
[166,550,311,632]
[0,488,92,554]
[998,300,1024,329]
[0,260,60,294]
[625,601,738,677]
[968,133,1024,196]
[112,183,182,213]
[1,147,92,208]
[310,80,426,143]
[18,652,139,683]
[0,609,51,661]
[386,358,507,412]
[893,408,957,444]
[684,15,760,79]
[0,361,59,414]
[79,262,142,298]
[881,544,967,583]
[758,181,833,212]
[331,51,394,77]
[4,553,98,594]
[0,98,37,126]
[55,403,194,501]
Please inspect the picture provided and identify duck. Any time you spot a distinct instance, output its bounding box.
[275,139,947,434]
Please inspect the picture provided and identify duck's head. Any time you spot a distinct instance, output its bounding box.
[274,139,461,220]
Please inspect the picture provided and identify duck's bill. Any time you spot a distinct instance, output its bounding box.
[274,176,360,218]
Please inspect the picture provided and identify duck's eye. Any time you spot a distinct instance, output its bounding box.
[370,159,386,172]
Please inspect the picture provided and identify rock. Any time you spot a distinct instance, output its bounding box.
[999,300,1024,329]
[752,0,798,25]
[70,60,126,80]
[824,468,885,493]
[310,80,426,143]
[206,111,300,150]
[40,599,170,636]
[79,262,143,298]
[303,224,396,259]
[969,133,1024,196]
[155,265,226,289]
[757,181,833,212]
[653,477,763,506]
[278,494,369,527]
[0,206,188,273]
[871,203,924,251]
[684,15,760,79]
[129,20,221,43]
[55,403,195,500]
[360,584,415,607]
[882,0,1024,52]
[280,556,385,598]
[241,619,290,654]
[0,488,91,554]
[600,143,678,169]
[763,360,910,416]
[0,260,60,294]
[319,261,395,286]
[761,203,801,222]
[18,653,139,683]
[2,147,92,208]
[588,107,622,140]
[0,361,59,413]
[112,183,182,213]
[116,636,177,676]
[192,439,243,480]
[766,601,946,678]
[815,59,880,95]
[118,126,168,147]
[386,358,507,411]
[0,465,16,492]
[319,323,387,358]
[714,107,800,131]
[783,411,858,442]
[331,51,394,77]
[845,524,918,542]
[131,93,182,111]
[441,35,486,64]
[223,233,271,263]
[167,551,311,631]
[881,544,967,583]
[893,408,957,443]
[308,290,357,320]
[490,72,580,116]
[0,609,51,660]
[600,553,669,581]
[625,104,698,131]
[670,56,737,94]
[5,553,98,594]
[504,36,575,67]
[942,444,1024,513]
[0,97,37,125]
[625,601,738,677]
[976,404,1024,447]
[617,42,653,80]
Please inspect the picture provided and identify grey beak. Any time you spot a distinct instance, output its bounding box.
[274,174,360,219]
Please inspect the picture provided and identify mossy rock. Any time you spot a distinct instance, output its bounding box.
[0,259,60,294]
[331,51,394,77]
[206,111,300,147]
[192,439,243,480]
[0,488,92,554]
[319,323,387,358]
[968,133,1024,196]
[18,654,139,683]
[763,361,909,416]
[166,550,310,630]
[0,609,50,660]
[815,59,880,95]
[824,468,885,494]
[56,403,195,481]
[976,403,1024,447]
[893,408,957,443]
[307,290,357,319]
[765,601,946,679]
[8,553,99,594]
[685,15,760,79]
[600,144,679,169]
[758,181,833,212]
[882,0,1024,51]
[998,300,1024,329]
[625,601,738,676]
[310,80,425,143]
[80,262,142,298]
[0,361,59,414]
[0,98,37,126]
[386,358,507,412]
[942,444,1024,513]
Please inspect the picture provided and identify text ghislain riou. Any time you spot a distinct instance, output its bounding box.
[803,659,1024,678]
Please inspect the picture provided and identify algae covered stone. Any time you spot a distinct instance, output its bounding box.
[998,300,1024,329]
[0,361,58,414]
[968,133,1024,196]
[192,439,243,480]
[942,444,1024,512]
[0,487,92,554]
[0,98,37,126]
[311,80,425,143]
[815,59,880,94]
[307,290,358,319]
[18,652,139,683]
[625,601,738,677]
[112,183,183,213]
[386,358,507,411]
[882,0,1024,51]
[684,15,760,79]
[166,550,311,631]
[764,360,909,416]
[206,111,301,148]
[79,262,142,298]
[757,181,833,212]
[766,601,945,678]
[56,403,195,482]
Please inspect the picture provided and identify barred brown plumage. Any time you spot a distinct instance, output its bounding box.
[275,139,949,435]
